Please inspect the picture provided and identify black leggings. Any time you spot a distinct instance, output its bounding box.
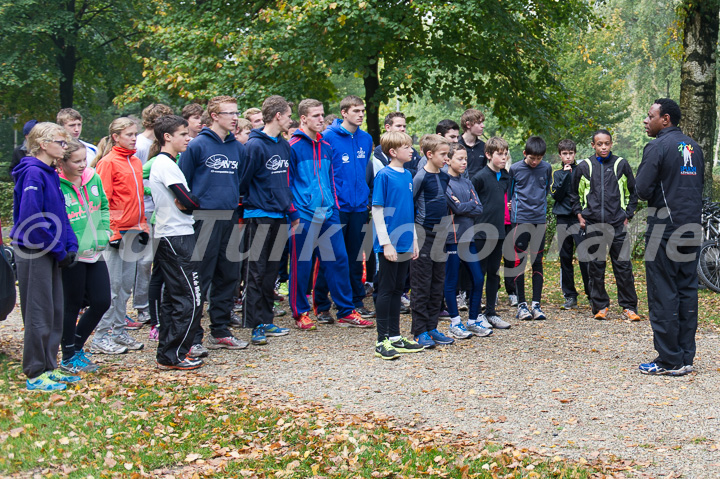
[61,260,111,360]
[148,262,164,327]
[376,255,410,341]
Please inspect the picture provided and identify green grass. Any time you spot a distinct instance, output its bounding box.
[0,353,598,478]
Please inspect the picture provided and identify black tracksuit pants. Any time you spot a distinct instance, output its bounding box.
[155,234,203,366]
[242,217,287,330]
[192,212,240,342]
[410,228,445,337]
[509,224,546,305]
[376,255,410,341]
[582,222,637,314]
[646,235,699,368]
[556,215,590,299]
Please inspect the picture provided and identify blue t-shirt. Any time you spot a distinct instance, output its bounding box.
[372,167,414,254]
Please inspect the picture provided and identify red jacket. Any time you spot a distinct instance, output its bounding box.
[96,146,148,241]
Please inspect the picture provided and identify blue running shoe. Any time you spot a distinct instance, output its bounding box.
[251,326,267,345]
[60,352,96,374]
[414,331,436,349]
[27,372,67,392]
[428,329,455,345]
[639,362,688,376]
[76,349,99,372]
[263,324,290,337]
[47,369,82,383]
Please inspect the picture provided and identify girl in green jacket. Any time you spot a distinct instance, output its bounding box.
[57,140,116,373]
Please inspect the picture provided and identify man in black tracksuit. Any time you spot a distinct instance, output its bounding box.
[568,129,639,320]
[636,98,704,376]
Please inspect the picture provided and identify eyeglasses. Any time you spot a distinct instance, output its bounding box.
[217,111,240,117]
[53,140,68,148]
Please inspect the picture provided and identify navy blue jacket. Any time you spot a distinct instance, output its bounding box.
[10,157,78,261]
[240,129,293,215]
[178,127,244,210]
[321,119,373,212]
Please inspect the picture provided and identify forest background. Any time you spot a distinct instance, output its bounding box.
[0,0,718,201]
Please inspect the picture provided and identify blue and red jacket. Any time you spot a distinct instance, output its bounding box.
[321,119,372,212]
[288,129,338,223]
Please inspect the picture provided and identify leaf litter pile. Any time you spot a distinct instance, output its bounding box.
[0,342,642,479]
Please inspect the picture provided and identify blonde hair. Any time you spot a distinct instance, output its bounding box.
[60,139,86,162]
[243,107,261,120]
[419,134,450,156]
[236,118,252,132]
[97,117,138,158]
[27,122,70,157]
[380,131,412,156]
[207,96,236,119]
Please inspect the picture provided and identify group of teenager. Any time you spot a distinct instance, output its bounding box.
[9,93,704,391]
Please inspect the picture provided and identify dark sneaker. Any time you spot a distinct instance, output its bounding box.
[316,310,334,324]
[356,306,376,318]
[251,326,267,346]
[375,339,400,360]
[561,296,578,310]
[337,311,374,328]
[399,304,411,315]
[233,297,243,312]
[414,332,436,349]
[136,309,151,324]
[207,335,249,350]
[157,358,203,370]
[76,349,99,372]
[390,337,424,353]
[438,310,451,320]
[274,291,285,302]
[229,311,243,328]
[428,328,455,345]
[60,352,95,374]
[273,303,287,317]
[263,324,290,337]
[188,344,209,358]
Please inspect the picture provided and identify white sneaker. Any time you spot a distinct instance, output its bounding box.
[448,321,473,339]
[476,314,493,329]
[486,315,511,329]
[508,294,519,307]
[90,335,128,355]
[400,294,411,308]
[457,292,468,311]
[466,322,493,337]
[113,331,145,350]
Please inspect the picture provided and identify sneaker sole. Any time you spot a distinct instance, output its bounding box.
[359,314,376,318]
[251,339,268,345]
[337,322,373,328]
[295,323,317,330]
[264,332,289,337]
[90,345,128,355]
[518,316,533,321]
[489,324,511,329]
[27,383,67,392]
[206,343,248,350]
[394,347,425,353]
[533,316,547,321]
[157,362,203,371]
[116,343,144,351]
[375,351,400,360]
[448,331,473,339]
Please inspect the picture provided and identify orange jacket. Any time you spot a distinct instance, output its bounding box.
[96,146,148,241]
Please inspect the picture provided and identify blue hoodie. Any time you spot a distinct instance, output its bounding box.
[321,119,373,212]
[288,129,337,223]
[10,157,78,261]
[239,129,293,216]
[178,126,244,210]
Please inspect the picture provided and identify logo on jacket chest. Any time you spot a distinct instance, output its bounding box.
[342,153,350,164]
[266,155,289,172]
[357,147,366,159]
[205,154,238,171]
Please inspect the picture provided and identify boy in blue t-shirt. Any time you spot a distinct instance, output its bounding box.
[371,131,424,359]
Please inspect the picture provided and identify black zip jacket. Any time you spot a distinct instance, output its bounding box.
[550,162,577,216]
[471,166,510,240]
[636,126,704,232]
[459,136,487,180]
[445,174,483,244]
[569,153,638,227]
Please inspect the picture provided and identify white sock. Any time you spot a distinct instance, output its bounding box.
[450,316,462,326]
[389,335,402,342]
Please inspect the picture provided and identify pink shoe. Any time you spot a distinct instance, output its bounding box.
[148,325,159,341]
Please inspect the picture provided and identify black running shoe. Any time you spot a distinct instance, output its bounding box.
[375,339,400,360]
[391,337,424,353]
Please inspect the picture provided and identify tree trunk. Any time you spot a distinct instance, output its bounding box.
[679,1,719,198]
[363,59,381,145]
[58,44,77,108]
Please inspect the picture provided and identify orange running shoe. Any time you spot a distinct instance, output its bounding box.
[295,312,317,330]
[594,307,609,320]
[622,309,642,321]
[337,311,374,328]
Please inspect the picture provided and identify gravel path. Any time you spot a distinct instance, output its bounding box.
[3,297,720,478]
